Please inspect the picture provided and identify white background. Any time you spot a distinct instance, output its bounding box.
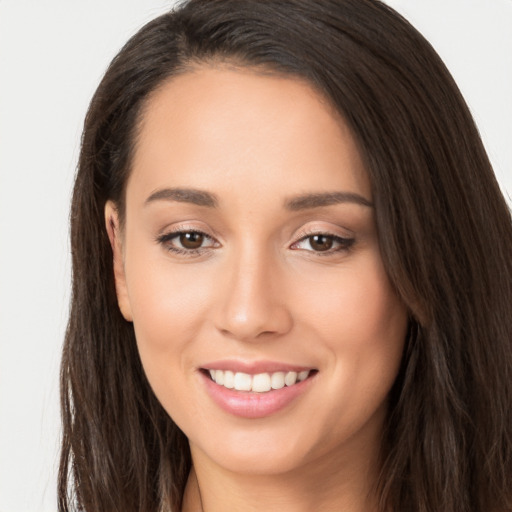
[0,1,511,511]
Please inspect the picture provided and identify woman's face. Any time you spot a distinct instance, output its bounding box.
[107,67,408,476]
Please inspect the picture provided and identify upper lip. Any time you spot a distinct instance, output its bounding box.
[200,359,316,374]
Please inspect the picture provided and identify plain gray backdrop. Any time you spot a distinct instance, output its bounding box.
[0,1,511,510]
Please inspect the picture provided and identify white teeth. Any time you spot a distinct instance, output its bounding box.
[252,373,272,393]
[298,370,309,381]
[208,369,311,393]
[223,370,235,389]
[234,372,252,391]
[215,369,224,385]
[284,371,298,386]
[271,371,285,390]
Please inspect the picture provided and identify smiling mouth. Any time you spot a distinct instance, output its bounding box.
[202,368,317,393]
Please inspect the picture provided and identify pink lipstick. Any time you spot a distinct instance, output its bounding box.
[199,361,317,419]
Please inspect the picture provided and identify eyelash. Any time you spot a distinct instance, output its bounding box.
[156,229,355,257]
[156,229,218,256]
[290,231,355,255]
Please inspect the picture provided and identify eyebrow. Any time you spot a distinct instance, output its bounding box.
[144,187,373,210]
[145,187,218,208]
[285,192,373,210]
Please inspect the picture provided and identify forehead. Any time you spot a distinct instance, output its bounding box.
[128,66,370,204]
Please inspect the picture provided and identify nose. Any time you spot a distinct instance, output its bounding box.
[213,246,293,342]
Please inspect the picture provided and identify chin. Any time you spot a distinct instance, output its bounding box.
[196,440,310,476]
[187,415,337,477]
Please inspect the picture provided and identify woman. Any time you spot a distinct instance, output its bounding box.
[59,1,512,511]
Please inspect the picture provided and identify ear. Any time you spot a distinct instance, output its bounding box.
[105,201,133,322]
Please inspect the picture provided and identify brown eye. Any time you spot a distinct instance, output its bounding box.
[309,234,334,251]
[291,232,355,254]
[179,232,204,249]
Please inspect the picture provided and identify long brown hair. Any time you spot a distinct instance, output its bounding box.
[59,1,512,510]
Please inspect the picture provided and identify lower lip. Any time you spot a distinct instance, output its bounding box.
[200,371,315,419]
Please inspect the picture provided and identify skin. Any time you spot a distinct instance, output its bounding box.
[106,66,408,512]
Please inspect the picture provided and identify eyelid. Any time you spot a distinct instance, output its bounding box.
[156,220,213,236]
[289,226,355,254]
[159,229,217,245]
[290,233,354,248]
[155,223,221,255]
[291,223,354,243]
[155,222,355,255]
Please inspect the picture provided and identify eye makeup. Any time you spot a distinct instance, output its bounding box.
[155,226,220,257]
[155,226,355,259]
[290,231,355,255]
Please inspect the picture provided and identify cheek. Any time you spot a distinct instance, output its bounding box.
[124,265,213,425]
[297,254,407,353]
[125,243,212,336]
[297,253,408,411]
[337,265,407,416]
[122,246,215,393]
